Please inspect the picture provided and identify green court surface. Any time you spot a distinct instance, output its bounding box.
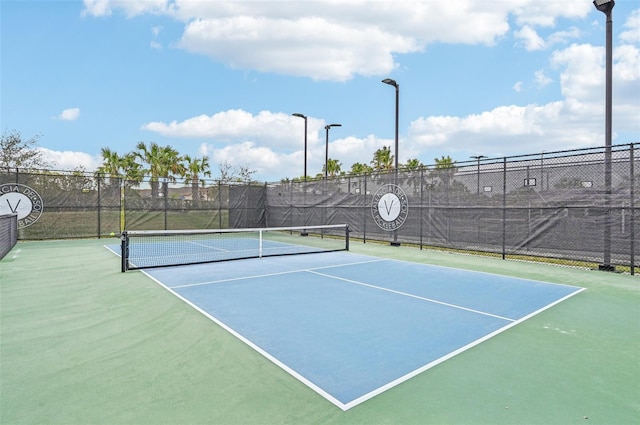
[1,239,638,425]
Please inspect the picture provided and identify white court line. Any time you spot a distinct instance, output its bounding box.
[308,270,516,322]
[186,240,231,252]
[341,286,586,410]
[170,258,386,289]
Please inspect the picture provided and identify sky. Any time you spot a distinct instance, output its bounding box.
[1,0,639,182]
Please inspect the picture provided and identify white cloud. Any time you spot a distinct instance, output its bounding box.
[81,0,112,17]
[144,109,376,178]
[406,38,640,158]
[620,9,640,44]
[38,148,100,170]
[515,25,581,52]
[202,141,296,179]
[198,133,392,180]
[57,107,80,121]
[547,27,582,47]
[534,70,552,88]
[82,0,171,18]
[143,109,326,149]
[84,0,595,81]
[515,25,545,51]
[513,81,523,92]
[178,16,416,81]
[511,2,591,27]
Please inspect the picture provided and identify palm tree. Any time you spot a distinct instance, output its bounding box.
[433,155,457,189]
[183,155,211,205]
[371,146,394,172]
[96,147,123,189]
[350,162,372,176]
[120,152,144,187]
[135,142,162,200]
[404,158,423,172]
[96,147,143,191]
[158,146,185,198]
[135,142,184,202]
[323,158,342,178]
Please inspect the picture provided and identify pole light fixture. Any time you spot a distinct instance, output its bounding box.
[593,0,614,14]
[292,113,308,181]
[593,0,615,272]
[470,155,486,195]
[324,124,341,179]
[382,78,400,174]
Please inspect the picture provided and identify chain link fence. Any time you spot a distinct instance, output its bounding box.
[1,144,637,273]
[267,144,638,274]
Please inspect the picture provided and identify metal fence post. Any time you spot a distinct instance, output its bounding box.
[363,173,368,243]
[420,166,424,250]
[502,157,507,260]
[630,144,635,275]
[97,174,101,238]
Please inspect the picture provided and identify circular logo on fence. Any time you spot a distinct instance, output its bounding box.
[0,183,43,228]
[371,184,408,231]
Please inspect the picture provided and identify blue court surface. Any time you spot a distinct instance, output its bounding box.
[125,250,584,411]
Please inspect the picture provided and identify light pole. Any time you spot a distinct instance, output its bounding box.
[470,155,486,194]
[292,113,308,181]
[382,78,399,175]
[594,0,615,272]
[324,124,341,179]
[382,78,401,246]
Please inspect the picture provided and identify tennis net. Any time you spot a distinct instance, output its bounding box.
[121,224,350,271]
[0,214,18,261]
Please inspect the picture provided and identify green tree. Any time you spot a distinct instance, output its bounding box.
[350,162,373,175]
[96,147,130,189]
[323,158,342,177]
[158,146,185,197]
[0,130,50,169]
[120,152,144,186]
[135,142,185,200]
[136,142,162,199]
[371,146,394,172]
[97,147,121,176]
[403,158,423,171]
[135,142,184,201]
[433,155,457,189]
[184,155,211,205]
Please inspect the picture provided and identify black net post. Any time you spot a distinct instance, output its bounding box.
[120,231,129,272]
[345,225,350,251]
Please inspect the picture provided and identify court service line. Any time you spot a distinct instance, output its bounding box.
[308,270,516,322]
[170,258,386,289]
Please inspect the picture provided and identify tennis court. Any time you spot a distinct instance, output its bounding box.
[1,237,638,424]
[129,248,583,411]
